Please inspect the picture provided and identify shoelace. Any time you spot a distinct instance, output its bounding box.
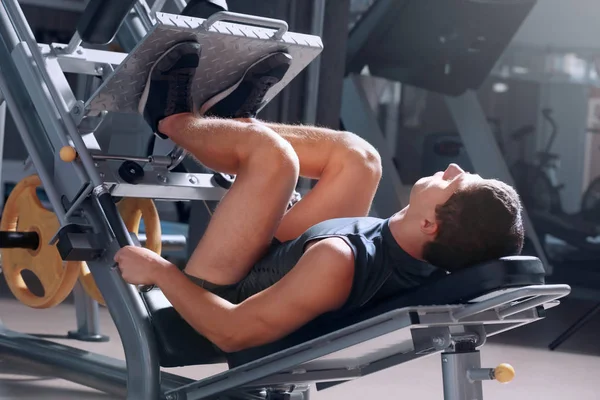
[238,76,279,116]
[173,71,192,111]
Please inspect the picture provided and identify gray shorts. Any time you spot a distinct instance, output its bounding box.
[183,272,242,303]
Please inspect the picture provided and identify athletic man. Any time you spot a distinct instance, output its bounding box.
[115,42,524,353]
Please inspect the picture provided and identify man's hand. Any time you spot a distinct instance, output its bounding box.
[114,246,173,285]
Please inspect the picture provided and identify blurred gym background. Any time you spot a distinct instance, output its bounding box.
[1,0,600,399]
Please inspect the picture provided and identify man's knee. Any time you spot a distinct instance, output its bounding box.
[244,124,300,182]
[335,132,382,182]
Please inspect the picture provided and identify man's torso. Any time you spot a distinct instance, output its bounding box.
[234,217,440,312]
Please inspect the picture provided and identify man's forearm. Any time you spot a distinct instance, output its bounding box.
[153,265,239,351]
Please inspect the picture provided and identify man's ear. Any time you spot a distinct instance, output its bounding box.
[420,218,439,237]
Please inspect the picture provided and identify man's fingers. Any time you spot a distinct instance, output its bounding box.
[114,246,132,262]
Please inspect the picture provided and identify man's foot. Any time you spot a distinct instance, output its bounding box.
[200,52,292,118]
[138,41,202,139]
[181,0,227,18]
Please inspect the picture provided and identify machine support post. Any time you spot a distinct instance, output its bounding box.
[66,74,107,343]
[441,349,484,400]
[68,282,109,342]
[4,0,102,188]
[0,95,6,210]
[0,66,68,224]
[81,198,162,400]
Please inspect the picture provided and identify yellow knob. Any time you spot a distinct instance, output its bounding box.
[494,363,515,383]
[60,146,77,162]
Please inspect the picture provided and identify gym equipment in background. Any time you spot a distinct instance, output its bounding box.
[346,0,537,96]
[582,175,600,223]
[0,175,83,308]
[510,108,563,214]
[507,110,600,251]
[0,175,164,308]
[436,110,600,253]
[421,132,475,177]
[342,0,550,266]
[580,142,600,224]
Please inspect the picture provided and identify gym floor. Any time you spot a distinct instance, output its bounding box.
[0,288,598,400]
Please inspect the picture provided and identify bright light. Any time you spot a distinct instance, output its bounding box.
[512,66,529,75]
[493,82,509,93]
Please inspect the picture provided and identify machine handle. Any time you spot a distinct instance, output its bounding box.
[96,192,154,293]
[467,364,515,384]
[202,11,288,40]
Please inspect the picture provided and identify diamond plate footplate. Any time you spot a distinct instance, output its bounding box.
[86,12,323,115]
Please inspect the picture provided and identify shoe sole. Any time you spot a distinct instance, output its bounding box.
[137,42,200,116]
[198,52,288,116]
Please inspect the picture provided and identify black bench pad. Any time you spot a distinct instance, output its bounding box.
[142,256,545,368]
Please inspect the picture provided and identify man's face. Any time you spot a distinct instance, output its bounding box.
[408,164,483,234]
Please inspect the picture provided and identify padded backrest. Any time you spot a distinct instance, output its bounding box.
[77,0,138,45]
[226,256,545,366]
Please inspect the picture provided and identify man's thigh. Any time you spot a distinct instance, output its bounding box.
[184,124,299,285]
[275,167,379,242]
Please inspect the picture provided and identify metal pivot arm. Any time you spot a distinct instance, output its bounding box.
[77,0,139,45]
[80,195,162,400]
[93,189,156,296]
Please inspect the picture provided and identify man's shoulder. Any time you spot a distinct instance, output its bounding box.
[306,237,356,264]
[304,217,387,238]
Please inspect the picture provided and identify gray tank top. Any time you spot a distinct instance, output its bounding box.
[243,217,440,312]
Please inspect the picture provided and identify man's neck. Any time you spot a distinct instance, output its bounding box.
[388,208,425,260]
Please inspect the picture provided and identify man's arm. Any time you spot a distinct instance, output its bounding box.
[154,237,355,353]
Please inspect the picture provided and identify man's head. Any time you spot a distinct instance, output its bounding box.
[404,164,524,272]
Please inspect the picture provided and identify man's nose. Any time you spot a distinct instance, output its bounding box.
[443,163,464,180]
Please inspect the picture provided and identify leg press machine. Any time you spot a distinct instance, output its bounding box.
[0,1,570,399]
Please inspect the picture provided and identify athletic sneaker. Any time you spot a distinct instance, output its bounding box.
[181,0,227,18]
[138,41,202,139]
[200,52,292,118]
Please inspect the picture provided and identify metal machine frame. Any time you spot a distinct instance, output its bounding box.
[0,283,571,400]
[0,1,571,399]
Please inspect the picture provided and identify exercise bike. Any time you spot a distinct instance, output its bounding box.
[582,173,600,224]
[509,108,563,214]
[580,128,600,224]
[508,109,600,250]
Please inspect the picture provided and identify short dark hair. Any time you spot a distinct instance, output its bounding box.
[422,180,524,272]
